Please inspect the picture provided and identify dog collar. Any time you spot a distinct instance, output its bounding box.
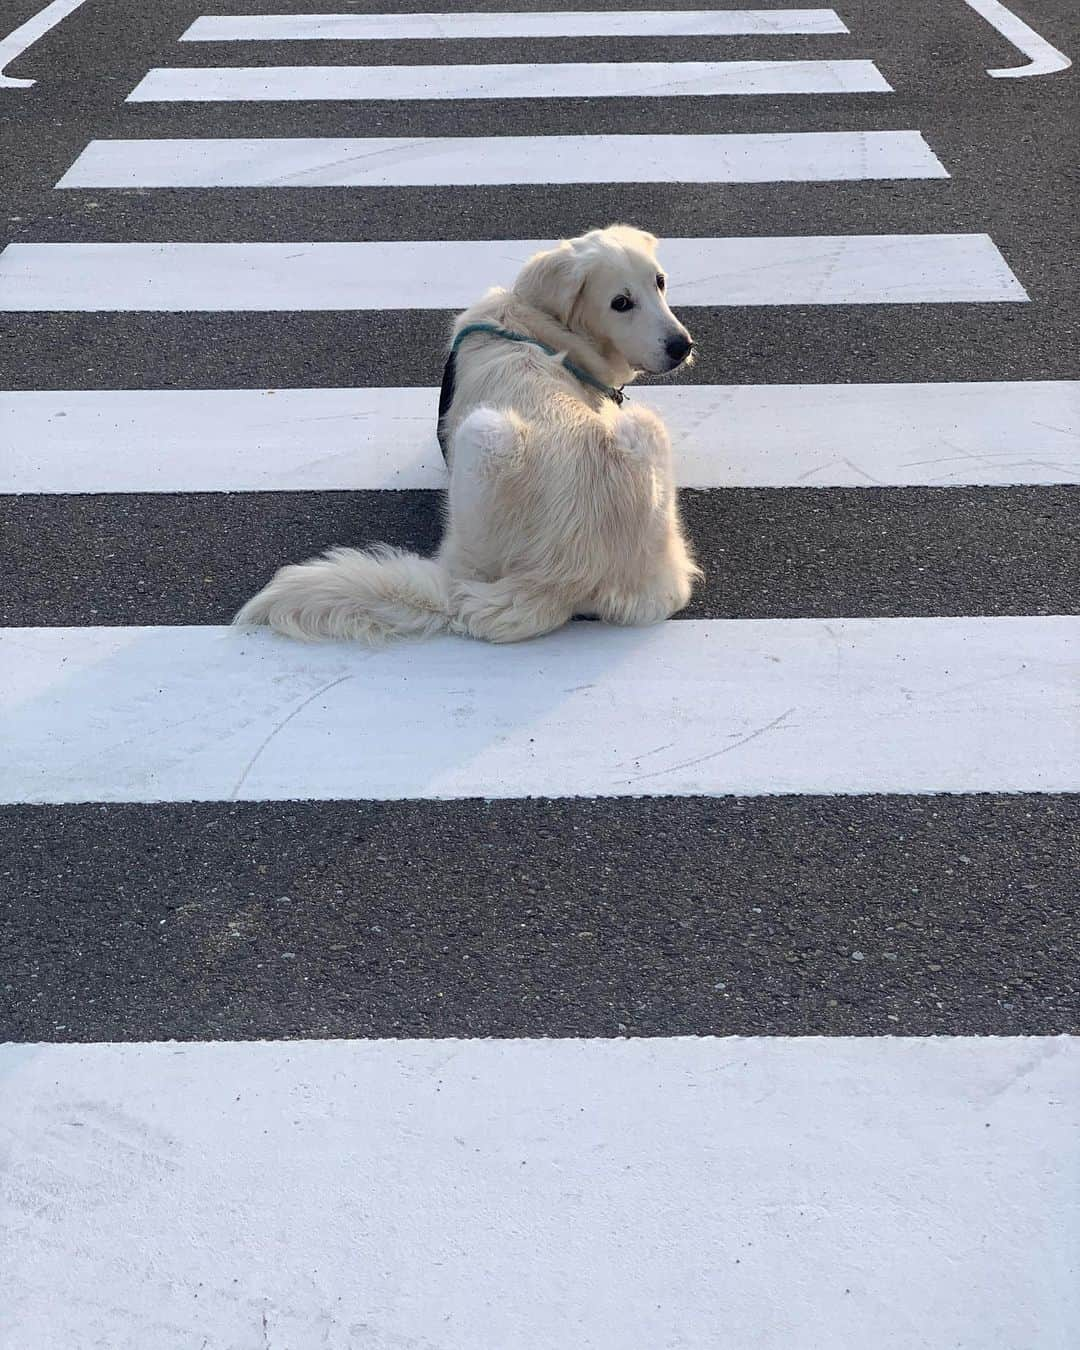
[436,322,625,461]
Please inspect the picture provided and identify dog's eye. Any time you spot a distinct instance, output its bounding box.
[656,274,666,292]
[610,295,635,313]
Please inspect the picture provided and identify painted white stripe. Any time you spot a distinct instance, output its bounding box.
[8,381,1080,494]
[125,59,893,102]
[57,131,949,189]
[961,0,1071,77]
[3,387,443,492]
[4,1037,1077,1350]
[0,0,89,89]
[682,379,1080,486]
[181,10,852,41]
[2,618,1075,804]
[0,236,1028,311]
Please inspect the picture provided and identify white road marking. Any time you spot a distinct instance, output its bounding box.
[0,0,90,89]
[7,381,1079,494]
[57,131,949,188]
[2,617,1075,803]
[3,1036,1077,1350]
[0,236,1028,311]
[125,59,893,102]
[180,10,852,41]
[961,0,1071,77]
[3,387,444,492]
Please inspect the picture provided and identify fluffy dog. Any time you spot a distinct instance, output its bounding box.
[234,224,701,644]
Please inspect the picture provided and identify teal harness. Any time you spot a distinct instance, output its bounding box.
[436,322,625,460]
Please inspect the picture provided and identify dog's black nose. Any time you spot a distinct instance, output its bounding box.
[665,334,692,363]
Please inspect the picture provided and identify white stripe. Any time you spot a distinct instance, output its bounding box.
[57,131,949,188]
[2,618,1075,804]
[4,1036,1076,1350]
[126,60,893,102]
[7,381,1080,494]
[0,236,1028,311]
[181,10,852,41]
[3,387,444,492]
[961,0,1071,77]
[0,0,90,90]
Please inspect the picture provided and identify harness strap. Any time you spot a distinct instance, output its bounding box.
[436,322,625,461]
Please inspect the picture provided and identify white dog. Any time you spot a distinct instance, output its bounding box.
[235,224,701,644]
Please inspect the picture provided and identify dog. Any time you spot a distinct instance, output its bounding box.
[234,224,701,645]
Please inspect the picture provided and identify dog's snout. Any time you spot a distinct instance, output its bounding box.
[665,333,692,363]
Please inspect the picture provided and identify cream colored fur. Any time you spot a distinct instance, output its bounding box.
[234,224,701,645]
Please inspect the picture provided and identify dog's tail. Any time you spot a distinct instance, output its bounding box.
[233,544,452,644]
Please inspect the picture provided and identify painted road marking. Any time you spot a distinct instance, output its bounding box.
[7,382,1079,494]
[180,10,852,41]
[57,131,949,188]
[961,0,1071,77]
[3,1036,1076,1349]
[0,236,1028,311]
[2,617,1076,803]
[0,0,91,89]
[125,60,893,102]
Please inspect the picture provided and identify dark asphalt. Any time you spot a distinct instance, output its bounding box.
[2,795,1077,1042]
[1,0,1077,1044]
[7,304,1078,391]
[3,486,1077,625]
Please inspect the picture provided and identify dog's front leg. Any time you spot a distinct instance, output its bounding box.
[593,405,701,626]
[610,403,672,467]
[444,407,526,538]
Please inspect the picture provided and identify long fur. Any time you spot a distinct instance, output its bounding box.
[234,224,702,645]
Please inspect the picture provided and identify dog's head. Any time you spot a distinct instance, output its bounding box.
[513,224,693,377]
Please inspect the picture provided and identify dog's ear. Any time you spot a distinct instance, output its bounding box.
[513,241,588,326]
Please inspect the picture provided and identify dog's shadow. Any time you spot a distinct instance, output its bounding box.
[3,621,677,804]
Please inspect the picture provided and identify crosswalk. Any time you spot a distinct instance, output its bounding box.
[0,233,1029,308]
[57,129,951,186]
[2,2,1077,1346]
[9,380,1079,492]
[6,1036,1076,1347]
[127,56,899,100]
[8,616,1076,801]
[177,9,856,41]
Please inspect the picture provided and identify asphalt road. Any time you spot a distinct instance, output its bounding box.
[0,0,1077,1042]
